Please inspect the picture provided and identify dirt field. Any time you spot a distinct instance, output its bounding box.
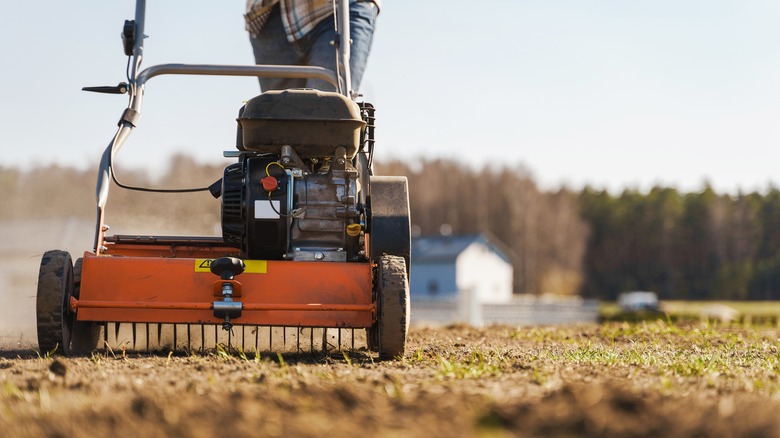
[4,220,780,437]
[3,322,780,437]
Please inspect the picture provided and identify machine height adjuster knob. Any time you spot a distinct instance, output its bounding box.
[210,257,246,331]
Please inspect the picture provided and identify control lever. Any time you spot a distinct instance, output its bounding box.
[82,83,128,94]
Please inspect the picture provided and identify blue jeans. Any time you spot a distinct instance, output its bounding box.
[249,1,378,92]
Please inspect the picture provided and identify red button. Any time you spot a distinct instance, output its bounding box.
[261,176,278,191]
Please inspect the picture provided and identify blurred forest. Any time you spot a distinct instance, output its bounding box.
[4,156,780,301]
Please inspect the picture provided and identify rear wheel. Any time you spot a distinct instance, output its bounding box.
[368,176,411,276]
[372,255,410,360]
[36,251,98,356]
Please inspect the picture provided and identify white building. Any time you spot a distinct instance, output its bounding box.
[410,233,514,304]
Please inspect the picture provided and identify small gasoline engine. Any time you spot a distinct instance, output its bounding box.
[214,89,369,263]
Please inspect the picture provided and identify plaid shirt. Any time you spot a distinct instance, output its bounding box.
[245,0,379,42]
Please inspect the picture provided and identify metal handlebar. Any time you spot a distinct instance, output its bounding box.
[93,0,351,253]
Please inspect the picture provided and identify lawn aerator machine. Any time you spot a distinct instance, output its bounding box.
[36,0,410,359]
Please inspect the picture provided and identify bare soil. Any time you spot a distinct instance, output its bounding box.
[3,323,780,437]
[3,216,779,437]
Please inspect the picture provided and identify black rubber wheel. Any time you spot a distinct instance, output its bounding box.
[36,252,98,356]
[70,257,100,353]
[36,250,74,355]
[374,255,410,360]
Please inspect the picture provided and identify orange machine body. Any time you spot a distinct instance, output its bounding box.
[75,240,375,328]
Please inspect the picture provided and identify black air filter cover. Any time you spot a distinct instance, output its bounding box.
[237,89,365,159]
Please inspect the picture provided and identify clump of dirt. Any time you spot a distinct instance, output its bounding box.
[3,323,780,437]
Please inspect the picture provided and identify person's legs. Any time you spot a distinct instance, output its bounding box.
[304,1,378,92]
[344,1,378,92]
[249,6,307,91]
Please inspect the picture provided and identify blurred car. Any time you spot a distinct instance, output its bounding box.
[617,291,660,312]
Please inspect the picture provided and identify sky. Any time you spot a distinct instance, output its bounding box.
[2,1,780,194]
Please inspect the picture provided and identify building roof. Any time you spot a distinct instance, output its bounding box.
[411,233,513,265]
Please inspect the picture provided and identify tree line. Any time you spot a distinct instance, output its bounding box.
[4,156,780,300]
[378,159,780,301]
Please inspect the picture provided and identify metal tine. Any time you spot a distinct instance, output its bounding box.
[201,325,206,353]
[113,322,120,348]
[110,322,121,351]
[102,322,108,351]
[93,323,366,355]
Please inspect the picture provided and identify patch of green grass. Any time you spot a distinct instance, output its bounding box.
[502,320,780,398]
[436,351,505,380]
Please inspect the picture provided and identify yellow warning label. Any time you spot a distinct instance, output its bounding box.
[195,259,267,274]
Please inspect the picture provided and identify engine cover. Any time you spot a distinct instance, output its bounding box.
[221,157,291,260]
[237,89,365,159]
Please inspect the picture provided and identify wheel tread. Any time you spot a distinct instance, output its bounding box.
[377,255,410,359]
[36,250,72,355]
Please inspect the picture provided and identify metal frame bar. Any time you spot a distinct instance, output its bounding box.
[136,63,338,88]
[76,253,374,328]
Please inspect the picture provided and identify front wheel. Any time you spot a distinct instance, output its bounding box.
[370,255,410,360]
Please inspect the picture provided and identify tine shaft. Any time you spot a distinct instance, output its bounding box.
[102,322,108,351]
[90,323,367,354]
[113,322,119,347]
